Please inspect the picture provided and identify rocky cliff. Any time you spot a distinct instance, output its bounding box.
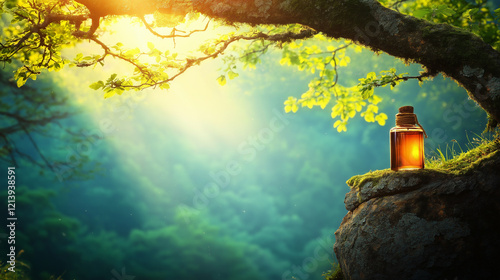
[334,138,500,280]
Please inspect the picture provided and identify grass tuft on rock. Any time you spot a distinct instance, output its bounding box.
[425,133,499,175]
[322,262,344,280]
[347,132,499,191]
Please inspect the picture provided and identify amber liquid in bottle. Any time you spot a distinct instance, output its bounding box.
[390,127,424,171]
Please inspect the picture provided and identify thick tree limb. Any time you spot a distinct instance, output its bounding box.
[9,0,500,123]
[184,0,500,123]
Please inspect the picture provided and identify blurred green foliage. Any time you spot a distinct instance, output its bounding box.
[396,0,500,50]
[0,66,99,181]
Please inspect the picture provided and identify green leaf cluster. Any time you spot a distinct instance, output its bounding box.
[213,24,313,87]
[218,24,396,132]
[1,0,80,86]
[1,1,206,98]
[357,68,408,99]
[209,0,499,132]
[329,86,387,132]
[401,0,500,50]
[2,0,497,132]
[275,34,391,132]
[87,42,183,97]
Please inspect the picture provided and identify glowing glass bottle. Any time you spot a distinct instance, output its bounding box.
[390,106,427,171]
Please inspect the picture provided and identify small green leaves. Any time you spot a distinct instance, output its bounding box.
[13,66,40,87]
[103,90,117,99]
[275,37,352,119]
[331,103,342,119]
[333,120,347,132]
[375,113,388,126]
[271,32,397,133]
[413,8,432,18]
[108,73,118,82]
[16,77,27,88]
[361,104,378,122]
[159,83,170,90]
[89,81,105,90]
[359,72,376,99]
[414,4,456,19]
[3,0,18,9]
[1,0,77,86]
[217,59,240,86]
[124,48,141,58]
[216,75,227,86]
[74,53,83,62]
[402,0,499,51]
[14,68,28,87]
[88,74,129,98]
[358,68,407,99]
[463,8,479,21]
[360,105,387,126]
[147,42,155,50]
[227,70,239,80]
[284,97,299,113]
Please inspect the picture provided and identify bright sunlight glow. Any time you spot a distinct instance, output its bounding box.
[62,14,257,151]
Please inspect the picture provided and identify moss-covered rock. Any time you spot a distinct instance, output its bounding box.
[334,138,500,279]
[344,137,500,212]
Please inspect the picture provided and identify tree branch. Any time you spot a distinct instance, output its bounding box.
[73,26,316,91]
[139,15,210,40]
[188,0,500,123]
[21,124,56,173]
[0,135,18,166]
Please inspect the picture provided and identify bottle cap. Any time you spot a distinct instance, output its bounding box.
[396,106,416,125]
[395,106,427,138]
[398,106,414,114]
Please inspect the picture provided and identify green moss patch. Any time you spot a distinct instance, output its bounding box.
[347,137,499,192]
[429,137,500,175]
[346,169,393,190]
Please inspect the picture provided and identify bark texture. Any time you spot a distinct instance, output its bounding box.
[335,148,500,279]
[79,0,500,122]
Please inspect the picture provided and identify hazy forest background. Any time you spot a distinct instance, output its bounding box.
[1,1,498,279]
